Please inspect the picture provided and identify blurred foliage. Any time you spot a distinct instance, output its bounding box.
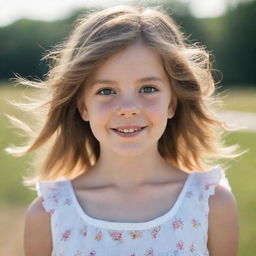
[171,1,256,86]
[0,1,255,86]
[0,7,98,80]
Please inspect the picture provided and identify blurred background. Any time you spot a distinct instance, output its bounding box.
[0,0,255,255]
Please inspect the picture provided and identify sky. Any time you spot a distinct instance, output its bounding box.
[0,0,240,27]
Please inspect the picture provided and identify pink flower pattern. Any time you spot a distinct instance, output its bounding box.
[176,241,184,250]
[151,226,161,238]
[49,208,55,215]
[172,219,184,230]
[80,225,88,237]
[108,231,123,242]
[204,183,216,190]
[88,250,96,256]
[186,190,193,198]
[145,248,154,256]
[51,194,58,203]
[190,243,196,252]
[61,229,71,241]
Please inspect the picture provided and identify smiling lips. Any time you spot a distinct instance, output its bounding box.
[111,125,147,136]
[113,125,147,130]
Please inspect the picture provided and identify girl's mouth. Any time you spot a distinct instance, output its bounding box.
[111,126,147,137]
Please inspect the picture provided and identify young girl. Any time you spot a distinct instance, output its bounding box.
[8,4,242,256]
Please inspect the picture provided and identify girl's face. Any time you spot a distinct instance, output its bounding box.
[78,41,176,157]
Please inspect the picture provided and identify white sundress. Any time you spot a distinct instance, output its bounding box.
[36,165,232,256]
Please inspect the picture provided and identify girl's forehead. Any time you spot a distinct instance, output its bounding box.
[88,76,166,89]
[89,42,166,79]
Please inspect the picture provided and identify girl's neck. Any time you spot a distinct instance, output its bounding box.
[88,146,182,191]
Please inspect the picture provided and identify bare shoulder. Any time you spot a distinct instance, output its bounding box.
[208,184,240,256]
[24,196,52,256]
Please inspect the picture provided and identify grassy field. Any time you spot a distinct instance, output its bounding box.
[218,87,256,112]
[1,84,256,255]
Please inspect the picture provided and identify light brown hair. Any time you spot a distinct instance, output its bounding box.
[6,4,244,188]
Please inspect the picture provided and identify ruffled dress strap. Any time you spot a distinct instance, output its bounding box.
[36,180,67,215]
[191,165,233,221]
[200,165,232,195]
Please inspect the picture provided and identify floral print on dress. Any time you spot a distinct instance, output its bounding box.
[151,226,161,239]
[64,198,72,205]
[130,230,143,239]
[186,190,193,198]
[176,241,184,250]
[61,229,71,241]
[88,250,96,256]
[51,194,59,203]
[204,182,217,190]
[80,225,88,237]
[190,243,196,252]
[49,208,55,215]
[37,166,226,256]
[108,231,123,242]
[95,230,102,241]
[172,218,184,230]
[145,248,154,256]
[42,197,55,215]
[191,218,201,228]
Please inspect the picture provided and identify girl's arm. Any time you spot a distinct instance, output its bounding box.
[24,196,52,256]
[207,185,240,256]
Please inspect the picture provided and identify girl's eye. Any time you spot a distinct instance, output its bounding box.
[96,88,116,95]
[96,86,158,96]
[140,86,158,94]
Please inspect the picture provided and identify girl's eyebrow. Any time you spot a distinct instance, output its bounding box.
[89,76,164,87]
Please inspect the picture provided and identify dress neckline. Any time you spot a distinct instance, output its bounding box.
[67,172,194,230]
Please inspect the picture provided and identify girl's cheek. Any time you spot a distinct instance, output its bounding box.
[143,98,168,116]
[91,100,116,118]
[99,100,116,112]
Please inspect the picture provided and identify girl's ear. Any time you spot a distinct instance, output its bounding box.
[168,96,177,119]
[77,98,89,121]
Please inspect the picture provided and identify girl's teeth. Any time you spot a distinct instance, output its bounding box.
[117,128,141,133]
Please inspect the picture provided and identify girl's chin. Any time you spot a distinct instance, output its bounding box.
[109,145,154,158]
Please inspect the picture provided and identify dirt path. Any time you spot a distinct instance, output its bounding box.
[218,110,256,132]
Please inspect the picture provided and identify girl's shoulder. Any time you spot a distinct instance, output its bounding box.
[24,196,52,256]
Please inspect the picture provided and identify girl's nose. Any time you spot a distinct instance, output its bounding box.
[117,98,140,117]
